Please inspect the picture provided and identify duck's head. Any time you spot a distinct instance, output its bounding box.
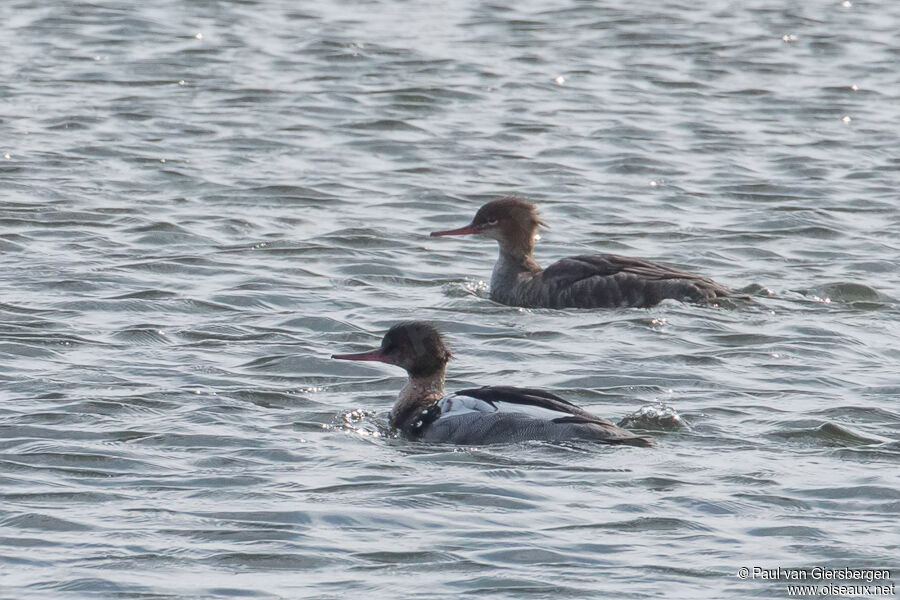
[332,321,451,378]
[430,197,542,254]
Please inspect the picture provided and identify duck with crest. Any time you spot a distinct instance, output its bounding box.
[333,322,652,447]
[431,197,730,309]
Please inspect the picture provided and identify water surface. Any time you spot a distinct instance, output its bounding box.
[1,0,898,597]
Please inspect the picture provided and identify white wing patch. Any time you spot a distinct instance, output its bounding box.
[437,392,578,421]
[437,394,497,418]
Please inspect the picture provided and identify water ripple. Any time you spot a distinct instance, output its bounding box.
[1,0,898,597]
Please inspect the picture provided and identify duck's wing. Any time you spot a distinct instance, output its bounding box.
[406,386,652,447]
[542,254,712,282]
[452,385,610,424]
[537,254,729,308]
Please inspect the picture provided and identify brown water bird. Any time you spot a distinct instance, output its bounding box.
[333,322,652,447]
[431,197,730,309]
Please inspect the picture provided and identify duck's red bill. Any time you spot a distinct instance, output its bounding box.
[430,224,482,237]
[332,349,391,363]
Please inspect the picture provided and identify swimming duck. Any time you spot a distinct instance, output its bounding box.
[431,197,729,308]
[333,321,652,446]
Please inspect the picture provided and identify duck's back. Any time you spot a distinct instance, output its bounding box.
[515,253,729,309]
[412,389,651,447]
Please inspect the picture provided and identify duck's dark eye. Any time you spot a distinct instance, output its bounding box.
[486,219,499,227]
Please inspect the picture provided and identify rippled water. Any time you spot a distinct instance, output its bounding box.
[1,0,898,597]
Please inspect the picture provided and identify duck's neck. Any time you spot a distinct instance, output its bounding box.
[390,369,446,430]
[491,242,542,299]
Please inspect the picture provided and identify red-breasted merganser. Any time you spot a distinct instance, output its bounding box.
[430,197,730,309]
[332,322,652,447]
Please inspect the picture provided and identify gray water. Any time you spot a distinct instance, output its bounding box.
[1,0,899,598]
